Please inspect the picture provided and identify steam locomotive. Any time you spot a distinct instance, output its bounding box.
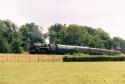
[29,43,121,55]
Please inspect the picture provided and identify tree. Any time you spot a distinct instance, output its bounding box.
[0,38,10,53]
[0,20,23,53]
[11,32,23,53]
[48,24,114,49]
[48,23,65,44]
[20,23,45,51]
[60,24,88,45]
[112,37,125,49]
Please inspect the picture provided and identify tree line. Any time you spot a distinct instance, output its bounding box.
[49,23,125,50]
[0,20,44,53]
[0,20,125,53]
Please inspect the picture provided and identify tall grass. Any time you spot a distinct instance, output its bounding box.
[0,62,125,84]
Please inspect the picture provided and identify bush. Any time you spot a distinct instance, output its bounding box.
[73,53,90,57]
[63,56,125,62]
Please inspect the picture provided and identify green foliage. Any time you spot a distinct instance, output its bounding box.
[63,55,125,62]
[19,26,30,51]
[11,33,23,53]
[0,38,11,53]
[60,24,88,45]
[0,19,125,54]
[19,23,45,51]
[48,24,115,49]
[0,20,22,53]
[0,20,45,53]
[113,37,125,49]
[65,53,90,57]
[49,23,65,44]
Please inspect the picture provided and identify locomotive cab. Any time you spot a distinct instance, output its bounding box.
[29,43,49,54]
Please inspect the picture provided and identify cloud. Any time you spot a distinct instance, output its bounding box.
[0,0,28,27]
[0,0,125,38]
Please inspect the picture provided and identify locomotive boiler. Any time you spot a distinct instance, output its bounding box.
[29,43,121,55]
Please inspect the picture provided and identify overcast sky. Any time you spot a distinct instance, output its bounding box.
[0,0,125,38]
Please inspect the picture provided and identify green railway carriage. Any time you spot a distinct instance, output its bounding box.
[29,43,121,55]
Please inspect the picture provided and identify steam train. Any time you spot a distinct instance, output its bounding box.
[29,43,121,55]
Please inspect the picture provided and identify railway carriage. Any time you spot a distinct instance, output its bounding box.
[29,43,121,55]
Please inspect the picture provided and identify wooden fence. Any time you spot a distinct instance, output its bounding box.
[0,54,63,62]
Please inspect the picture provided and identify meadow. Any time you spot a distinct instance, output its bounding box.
[0,62,125,84]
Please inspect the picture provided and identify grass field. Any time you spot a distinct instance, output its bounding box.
[0,62,125,84]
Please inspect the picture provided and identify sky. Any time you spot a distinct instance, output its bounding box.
[0,0,125,38]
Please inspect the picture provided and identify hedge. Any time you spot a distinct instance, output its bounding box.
[63,56,125,62]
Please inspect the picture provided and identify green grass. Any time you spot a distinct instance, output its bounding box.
[0,62,125,84]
